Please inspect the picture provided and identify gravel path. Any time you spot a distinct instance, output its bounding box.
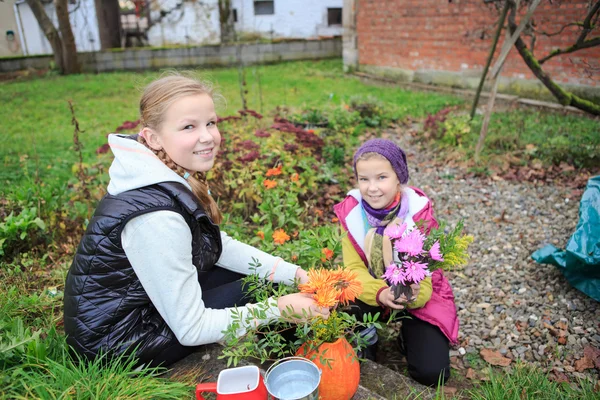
[383,128,599,383]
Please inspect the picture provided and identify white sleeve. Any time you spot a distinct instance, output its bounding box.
[216,231,300,284]
[121,210,281,346]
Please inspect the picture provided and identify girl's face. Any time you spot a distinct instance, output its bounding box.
[145,94,220,173]
[356,157,401,209]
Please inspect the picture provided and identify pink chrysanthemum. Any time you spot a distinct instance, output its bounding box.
[384,223,407,240]
[394,229,425,256]
[429,241,444,262]
[382,263,406,286]
[403,261,430,283]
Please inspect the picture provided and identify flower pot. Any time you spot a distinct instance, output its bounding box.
[295,337,360,400]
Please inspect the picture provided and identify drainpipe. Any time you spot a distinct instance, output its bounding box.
[14,1,29,55]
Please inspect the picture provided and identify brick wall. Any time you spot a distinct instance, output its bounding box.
[356,0,599,87]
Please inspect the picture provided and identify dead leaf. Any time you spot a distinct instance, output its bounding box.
[583,345,600,369]
[575,355,595,372]
[558,337,567,345]
[466,368,477,380]
[548,369,570,383]
[480,348,512,367]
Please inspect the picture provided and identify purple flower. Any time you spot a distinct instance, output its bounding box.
[240,140,260,150]
[237,150,260,163]
[394,229,425,257]
[254,129,271,138]
[382,263,406,286]
[403,261,430,283]
[429,241,444,262]
[384,223,407,239]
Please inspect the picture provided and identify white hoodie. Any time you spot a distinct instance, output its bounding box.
[107,134,298,346]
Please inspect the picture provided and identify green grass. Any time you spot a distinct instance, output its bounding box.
[1,59,598,399]
[0,59,460,198]
[467,363,598,400]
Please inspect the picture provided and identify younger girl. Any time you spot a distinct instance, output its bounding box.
[64,74,328,368]
[334,139,458,386]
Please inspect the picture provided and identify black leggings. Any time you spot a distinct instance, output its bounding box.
[348,300,450,387]
[149,267,250,367]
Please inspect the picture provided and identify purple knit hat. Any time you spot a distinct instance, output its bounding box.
[353,139,409,184]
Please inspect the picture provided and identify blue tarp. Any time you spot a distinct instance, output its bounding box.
[532,176,600,302]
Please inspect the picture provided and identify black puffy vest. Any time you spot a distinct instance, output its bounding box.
[63,182,221,366]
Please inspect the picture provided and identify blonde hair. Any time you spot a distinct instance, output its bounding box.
[355,152,388,163]
[137,73,222,224]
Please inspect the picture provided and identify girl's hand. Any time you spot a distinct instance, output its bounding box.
[295,268,309,284]
[278,293,330,321]
[394,282,421,304]
[377,287,406,310]
[378,282,420,309]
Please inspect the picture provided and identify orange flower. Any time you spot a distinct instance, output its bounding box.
[299,268,335,294]
[314,209,324,217]
[321,248,334,262]
[291,173,299,182]
[256,231,265,240]
[266,165,283,177]
[272,229,290,245]
[313,286,339,308]
[263,179,277,189]
[307,129,315,134]
[331,217,339,223]
[330,268,363,306]
[291,254,298,262]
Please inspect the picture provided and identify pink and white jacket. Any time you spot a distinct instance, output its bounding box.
[334,187,459,345]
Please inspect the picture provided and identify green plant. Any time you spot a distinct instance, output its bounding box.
[0,207,46,259]
[2,350,192,399]
[440,114,471,147]
[468,362,599,400]
[292,108,329,126]
[220,261,381,366]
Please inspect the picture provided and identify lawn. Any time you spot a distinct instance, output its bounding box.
[1,59,598,399]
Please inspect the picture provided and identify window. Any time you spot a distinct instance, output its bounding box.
[232,8,238,22]
[327,8,342,26]
[254,1,274,15]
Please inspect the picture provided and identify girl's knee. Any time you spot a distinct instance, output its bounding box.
[409,364,450,387]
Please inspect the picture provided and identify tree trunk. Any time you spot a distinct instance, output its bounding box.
[26,0,64,73]
[507,6,600,116]
[55,0,80,74]
[219,0,235,43]
[470,0,509,120]
[95,0,122,49]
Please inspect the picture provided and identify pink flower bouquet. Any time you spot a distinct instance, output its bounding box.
[381,220,472,302]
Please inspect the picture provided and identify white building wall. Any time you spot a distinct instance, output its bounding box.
[147,0,221,47]
[232,0,343,39]
[14,0,100,56]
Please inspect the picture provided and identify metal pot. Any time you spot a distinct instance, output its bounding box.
[264,356,321,400]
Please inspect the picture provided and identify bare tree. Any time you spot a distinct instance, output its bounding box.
[55,0,80,73]
[503,0,600,116]
[94,0,122,49]
[26,0,80,74]
[26,0,65,72]
[218,0,235,43]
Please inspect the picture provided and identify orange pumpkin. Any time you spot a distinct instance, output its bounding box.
[296,337,360,400]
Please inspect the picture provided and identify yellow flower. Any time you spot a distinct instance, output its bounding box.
[272,229,290,245]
